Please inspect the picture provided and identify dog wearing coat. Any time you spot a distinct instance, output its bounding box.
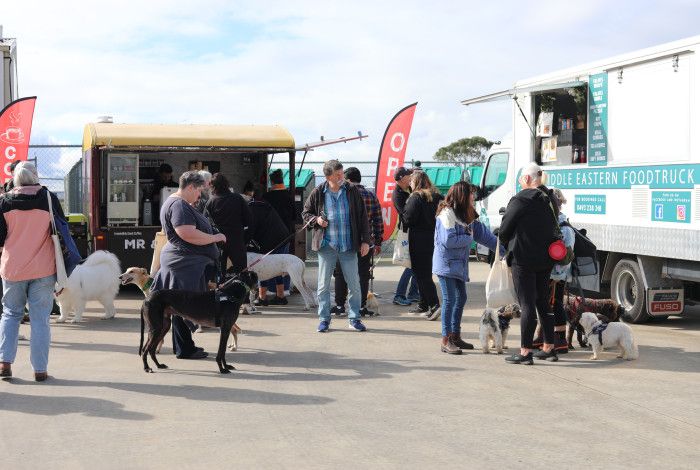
[479,304,521,354]
[579,311,638,360]
[56,251,121,323]
[139,271,258,374]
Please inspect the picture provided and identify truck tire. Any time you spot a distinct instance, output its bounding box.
[611,259,649,323]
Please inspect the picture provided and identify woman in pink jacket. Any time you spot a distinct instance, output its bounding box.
[0,162,60,381]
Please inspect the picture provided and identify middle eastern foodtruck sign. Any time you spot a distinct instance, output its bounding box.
[588,73,608,167]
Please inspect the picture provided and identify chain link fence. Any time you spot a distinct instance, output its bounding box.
[27,144,83,210]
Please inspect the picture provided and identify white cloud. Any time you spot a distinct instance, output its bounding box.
[4,0,700,181]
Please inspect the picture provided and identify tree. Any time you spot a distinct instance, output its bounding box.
[433,136,494,169]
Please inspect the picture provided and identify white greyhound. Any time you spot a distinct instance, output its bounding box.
[245,252,317,310]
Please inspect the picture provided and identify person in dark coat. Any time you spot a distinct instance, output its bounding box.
[204,173,252,275]
[404,171,443,319]
[247,195,291,305]
[499,162,559,365]
[391,166,420,306]
[262,169,295,293]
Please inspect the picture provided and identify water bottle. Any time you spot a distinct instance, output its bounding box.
[143,199,153,225]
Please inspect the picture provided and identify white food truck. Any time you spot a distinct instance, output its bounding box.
[463,35,700,323]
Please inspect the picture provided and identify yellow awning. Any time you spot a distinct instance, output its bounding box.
[83,123,295,152]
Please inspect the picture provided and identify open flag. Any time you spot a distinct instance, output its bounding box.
[0,96,37,183]
[374,102,417,241]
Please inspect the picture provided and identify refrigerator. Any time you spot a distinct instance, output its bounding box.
[107,153,139,225]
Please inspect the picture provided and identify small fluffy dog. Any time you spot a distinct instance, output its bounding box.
[579,311,638,360]
[56,251,121,323]
[119,267,242,351]
[479,304,521,354]
[365,292,381,316]
[564,295,625,348]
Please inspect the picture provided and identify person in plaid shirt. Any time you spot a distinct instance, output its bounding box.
[332,167,384,317]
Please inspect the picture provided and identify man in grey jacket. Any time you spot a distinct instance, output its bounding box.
[302,160,371,333]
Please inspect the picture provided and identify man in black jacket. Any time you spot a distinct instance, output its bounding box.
[302,160,371,333]
[499,162,559,365]
[391,166,420,306]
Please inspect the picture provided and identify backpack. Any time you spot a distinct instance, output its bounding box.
[560,220,597,277]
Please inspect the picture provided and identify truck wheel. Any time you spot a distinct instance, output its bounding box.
[611,259,649,323]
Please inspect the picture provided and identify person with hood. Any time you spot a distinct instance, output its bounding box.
[433,181,501,354]
[499,162,559,365]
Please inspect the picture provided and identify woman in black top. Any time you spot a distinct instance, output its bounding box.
[204,173,252,274]
[404,171,443,318]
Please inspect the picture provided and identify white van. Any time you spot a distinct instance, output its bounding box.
[463,35,700,323]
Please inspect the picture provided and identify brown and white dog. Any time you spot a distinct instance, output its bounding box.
[119,267,242,351]
[564,295,624,349]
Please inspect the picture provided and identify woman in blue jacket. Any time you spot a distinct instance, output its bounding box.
[433,182,500,355]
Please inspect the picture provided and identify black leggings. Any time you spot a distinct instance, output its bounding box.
[551,280,567,328]
[511,264,555,348]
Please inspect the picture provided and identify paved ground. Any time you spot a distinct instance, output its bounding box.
[1,261,699,469]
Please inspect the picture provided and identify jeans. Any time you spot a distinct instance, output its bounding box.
[438,276,467,336]
[0,274,56,372]
[317,245,361,321]
[334,251,371,308]
[395,268,419,300]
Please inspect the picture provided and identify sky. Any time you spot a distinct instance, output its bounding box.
[3,0,700,180]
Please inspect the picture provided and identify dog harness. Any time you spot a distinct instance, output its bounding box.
[498,315,512,331]
[587,321,608,344]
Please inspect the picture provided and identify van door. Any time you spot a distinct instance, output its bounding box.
[479,151,512,230]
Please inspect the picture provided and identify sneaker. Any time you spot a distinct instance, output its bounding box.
[253,297,268,307]
[269,296,288,306]
[393,296,411,306]
[407,296,421,304]
[317,320,330,333]
[505,352,534,365]
[533,349,559,362]
[408,304,428,314]
[331,305,346,316]
[348,319,367,332]
[178,350,208,359]
[426,305,441,321]
[360,307,375,317]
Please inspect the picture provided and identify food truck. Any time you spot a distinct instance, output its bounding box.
[462,35,700,323]
[82,122,297,269]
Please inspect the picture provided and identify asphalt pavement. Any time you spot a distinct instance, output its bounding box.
[1,261,698,469]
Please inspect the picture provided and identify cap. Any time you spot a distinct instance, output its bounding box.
[394,166,413,182]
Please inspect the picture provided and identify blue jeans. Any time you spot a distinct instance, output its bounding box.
[317,245,361,321]
[395,268,419,299]
[0,274,56,372]
[438,276,467,336]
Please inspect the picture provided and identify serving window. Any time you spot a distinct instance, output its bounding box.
[534,85,588,166]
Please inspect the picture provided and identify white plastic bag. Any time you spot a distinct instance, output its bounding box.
[485,239,517,308]
[392,228,411,269]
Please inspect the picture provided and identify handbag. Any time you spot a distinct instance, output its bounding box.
[46,190,82,280]
[485,237,517,308]
[392,227,411,269]
[47,191,69,293]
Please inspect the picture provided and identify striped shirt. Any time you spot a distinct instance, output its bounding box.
[322,184,352,252]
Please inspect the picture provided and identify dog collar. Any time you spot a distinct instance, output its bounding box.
[142,277,154,292]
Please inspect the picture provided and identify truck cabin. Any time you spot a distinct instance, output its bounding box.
[81,123,296,267]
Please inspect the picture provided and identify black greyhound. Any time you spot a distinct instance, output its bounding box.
[139,271,258,374]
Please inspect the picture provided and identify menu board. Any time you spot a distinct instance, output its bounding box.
[588,73,608,166]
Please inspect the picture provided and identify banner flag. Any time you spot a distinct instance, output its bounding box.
[375,102,417,241]
[0,96,37,183]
